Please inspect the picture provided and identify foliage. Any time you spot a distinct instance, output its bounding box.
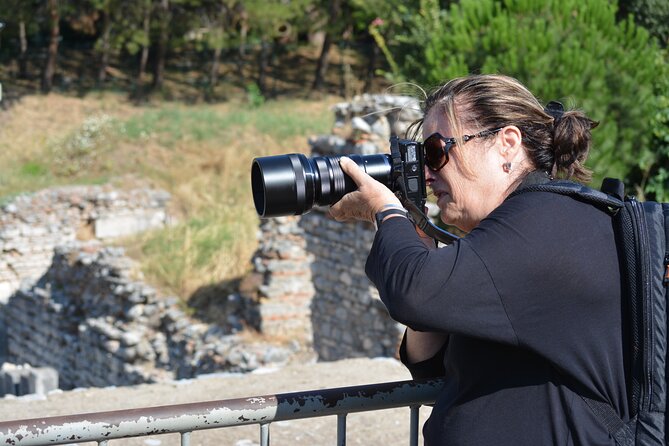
[640,58,669,201]
[382,0,668,194]
[253,0,313,37]
[49,114,120,177]
[245,82,265,107]
[618,0,669,46]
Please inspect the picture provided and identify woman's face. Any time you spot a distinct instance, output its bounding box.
[422,108,514,232]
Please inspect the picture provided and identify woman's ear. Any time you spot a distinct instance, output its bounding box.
[499,125,523,162]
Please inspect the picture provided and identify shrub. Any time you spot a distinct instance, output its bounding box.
[385,0,668,192]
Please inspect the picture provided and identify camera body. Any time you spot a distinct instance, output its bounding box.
[251,136,427,218]
[389,136,427,216]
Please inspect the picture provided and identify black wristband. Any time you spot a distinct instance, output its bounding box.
[374,208,408,229]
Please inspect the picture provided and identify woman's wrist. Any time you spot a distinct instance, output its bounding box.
[372,202,404,217]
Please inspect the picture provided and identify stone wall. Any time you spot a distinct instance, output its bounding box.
[252,94,423,361]
[0,93,425,390]
[4,242,293,389]
[252,216,313,340]
[0,184,295,391]
[0,185,171,303]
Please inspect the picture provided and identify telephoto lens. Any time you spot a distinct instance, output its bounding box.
[251,153,393,217]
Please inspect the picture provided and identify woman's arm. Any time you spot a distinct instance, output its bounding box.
[405,230,449,365]
[405,328,449,364]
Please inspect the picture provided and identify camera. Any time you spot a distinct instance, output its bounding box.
[251,136,426,218]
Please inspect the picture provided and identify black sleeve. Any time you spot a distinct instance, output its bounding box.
[364,216,518,346]
[367,192,623,392]
[398,329,448,379]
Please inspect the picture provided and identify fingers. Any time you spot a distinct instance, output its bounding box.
[329,191,363,222]
[339,156,369,187]
[330,156,404,224]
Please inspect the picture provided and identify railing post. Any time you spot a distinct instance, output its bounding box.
[260,423,270,446]
[181,431,191,446]
[337,413,348,446]
[409,405,420,446]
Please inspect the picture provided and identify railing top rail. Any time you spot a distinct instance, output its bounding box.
[0,378,443,446]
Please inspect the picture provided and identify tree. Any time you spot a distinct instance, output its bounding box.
[384,0,668,193]
[349,0,421,90]
[152,0,171,89]
[41,0,60,93]
[191,0,240,89]
[242,0,313,95]
[618,0,669,47]
[92,0,114,83]
[311,0,343,92]
[0,0,42,79]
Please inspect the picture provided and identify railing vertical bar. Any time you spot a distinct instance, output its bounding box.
[98,441,109,446]
[337,413,347,446]
[260,423,270,446]
[409,405,420,446]
[181,431,191,446]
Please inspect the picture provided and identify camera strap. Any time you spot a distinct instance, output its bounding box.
[398,195,460,245]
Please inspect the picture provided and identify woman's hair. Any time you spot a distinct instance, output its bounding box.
[408,74,598,182]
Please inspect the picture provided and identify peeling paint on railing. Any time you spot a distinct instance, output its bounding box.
[0,379,443,446]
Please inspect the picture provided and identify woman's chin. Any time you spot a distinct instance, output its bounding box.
[440,211,455,227]
[440,211,467,232]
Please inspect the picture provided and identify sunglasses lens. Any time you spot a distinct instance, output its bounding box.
[424,134,448,170]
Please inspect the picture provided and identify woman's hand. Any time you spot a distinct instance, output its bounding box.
[329,156,402,223]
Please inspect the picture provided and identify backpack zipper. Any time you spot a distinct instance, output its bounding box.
[630,197,654,410]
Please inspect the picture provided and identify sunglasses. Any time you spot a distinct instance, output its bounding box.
[423,127,504,171]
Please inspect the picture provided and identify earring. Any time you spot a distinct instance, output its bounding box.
[503,162,512,173]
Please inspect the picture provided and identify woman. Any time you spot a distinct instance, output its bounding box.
[329,74,627,445]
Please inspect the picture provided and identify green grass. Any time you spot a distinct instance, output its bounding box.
[122,102,331,145]
[20,161,48,177]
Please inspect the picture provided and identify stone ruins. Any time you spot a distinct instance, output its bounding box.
[253,94,424,360]
[0,93,424,395]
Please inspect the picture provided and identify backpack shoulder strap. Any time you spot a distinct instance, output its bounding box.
[662,203,669,287]
[509,179,624,212]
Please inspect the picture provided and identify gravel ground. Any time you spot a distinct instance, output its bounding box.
[0,358,433,446]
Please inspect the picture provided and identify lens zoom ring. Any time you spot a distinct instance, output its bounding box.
[330,156,346,200]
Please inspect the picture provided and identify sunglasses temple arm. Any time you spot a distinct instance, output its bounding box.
[398,195,460,245]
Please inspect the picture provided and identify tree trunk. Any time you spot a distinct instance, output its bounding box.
[236,3,248,58]
[210,45,222,87]
[152,0,170,90]
[363,38,378,92]
[97,5,112,84]
[209,3,228,88]
[257,39,270,95]
[137,0,151,86]
[42,0,60,93]
[311,0,342,92]
[18,20,28,79]
[311,34,332,92]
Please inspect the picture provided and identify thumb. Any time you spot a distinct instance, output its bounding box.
[339,156,370,187]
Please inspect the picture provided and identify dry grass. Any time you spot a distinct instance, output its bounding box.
[0,93,336,300]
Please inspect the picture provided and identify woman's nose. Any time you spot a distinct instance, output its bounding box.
[424,165,435,183]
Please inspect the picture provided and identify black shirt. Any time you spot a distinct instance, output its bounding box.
[365,187,628,445]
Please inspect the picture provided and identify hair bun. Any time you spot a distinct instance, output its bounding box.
[551,107,598,182]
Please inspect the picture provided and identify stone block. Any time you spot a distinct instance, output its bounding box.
[94,210,166,239]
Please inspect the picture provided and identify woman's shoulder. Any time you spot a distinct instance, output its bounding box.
[469,186,613,245]
[499,186,606,219]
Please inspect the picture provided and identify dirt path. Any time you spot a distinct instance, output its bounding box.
[0,358,433,445]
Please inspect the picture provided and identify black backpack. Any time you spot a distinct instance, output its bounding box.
[512,179,669,446]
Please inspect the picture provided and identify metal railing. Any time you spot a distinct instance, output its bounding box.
[0,378,443,446]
